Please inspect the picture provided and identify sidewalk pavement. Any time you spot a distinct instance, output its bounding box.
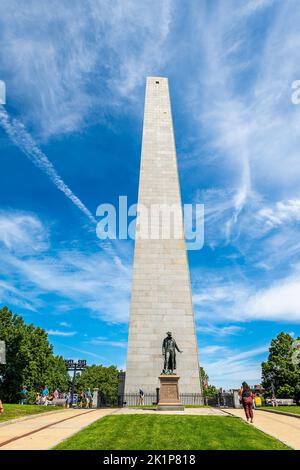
[1,406,297,450]
[115,407,227,416]
[226,408,300,450]
[0,408,116,450]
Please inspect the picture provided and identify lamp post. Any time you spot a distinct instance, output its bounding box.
[64,359,87,406]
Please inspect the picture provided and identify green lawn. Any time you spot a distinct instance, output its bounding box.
[261,406,300,416]
[0,404,62,422]
[54,415,290,450]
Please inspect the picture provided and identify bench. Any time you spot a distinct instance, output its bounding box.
[265,398,296,406]
[50,398,67,406]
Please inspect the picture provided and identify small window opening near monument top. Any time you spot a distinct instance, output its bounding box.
[156,81,159,84]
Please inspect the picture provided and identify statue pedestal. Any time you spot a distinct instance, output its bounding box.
[157,375,184,411]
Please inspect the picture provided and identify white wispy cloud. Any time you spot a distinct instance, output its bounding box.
[0,210,48,253]
[0,0,173,138]
[256,199,300,230]
[201,345,268,389]
[245,269,300,322]
[198,324,245,336]
[193,265,300,324]
[0,279,39,312]
[187,0,300,248]
[239,0,276,16]
[200,345,228,355]
[88,337,127,349]
[59,321,71,328]
[0,106,96,224]
[47,329,77,337]
[0,210,131,322]
[59,343,105,361]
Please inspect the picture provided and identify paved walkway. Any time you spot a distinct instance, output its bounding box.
[116,407,226,416]
[0,408,116,450]
[226,408,300,450]
[2,406,298,450]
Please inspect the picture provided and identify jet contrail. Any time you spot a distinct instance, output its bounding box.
[0,105,129,272]
[0,105,97,225]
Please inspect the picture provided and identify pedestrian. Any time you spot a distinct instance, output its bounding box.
[53,388,59,400]
[0,399,3,415]
[239,381,254,424]
[85,388,92,408]
[139,388,144,406]
[19,386,28,405]
[64,392,70,408]
[42,385,49,399]
[78,391,85,408]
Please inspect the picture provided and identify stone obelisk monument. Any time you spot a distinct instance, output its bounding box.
[125,77,200,395]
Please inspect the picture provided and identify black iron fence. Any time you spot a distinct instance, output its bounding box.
[96,392,234,408]
[120,393,158,407]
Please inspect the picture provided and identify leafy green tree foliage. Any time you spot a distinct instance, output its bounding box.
[75,365,119,398]
[199,366,217,397]
[204,384,218,397]
[262,332,300,402]
[0,306,69,403]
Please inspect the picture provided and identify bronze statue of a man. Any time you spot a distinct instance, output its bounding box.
[162,332,182,375]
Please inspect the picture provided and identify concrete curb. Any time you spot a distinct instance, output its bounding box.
[0,408,70,428]
[0,409,99,449]
[220,409,245,419]
[257,408,300,419]
[51,408,120,449]
[221,408,294,450]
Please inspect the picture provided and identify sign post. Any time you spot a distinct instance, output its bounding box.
[64,359,87,406]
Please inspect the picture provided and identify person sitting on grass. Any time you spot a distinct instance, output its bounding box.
[47,393,54,405]
[35,393,42,405]
[239,381,254,424]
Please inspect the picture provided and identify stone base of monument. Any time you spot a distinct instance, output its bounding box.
[157,375,184,411]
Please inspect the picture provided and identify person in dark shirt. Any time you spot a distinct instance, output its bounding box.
[239,381,254,423]
[139,388,144,405]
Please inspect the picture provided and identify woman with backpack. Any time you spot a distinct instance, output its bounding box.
[239,381,254,424]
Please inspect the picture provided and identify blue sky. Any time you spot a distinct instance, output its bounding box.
[0,0,300,389]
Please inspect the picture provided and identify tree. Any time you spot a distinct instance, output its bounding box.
[0,306,69,403]
[75,364,119,398]
[262,332,300,403]
[199,366,217,397]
